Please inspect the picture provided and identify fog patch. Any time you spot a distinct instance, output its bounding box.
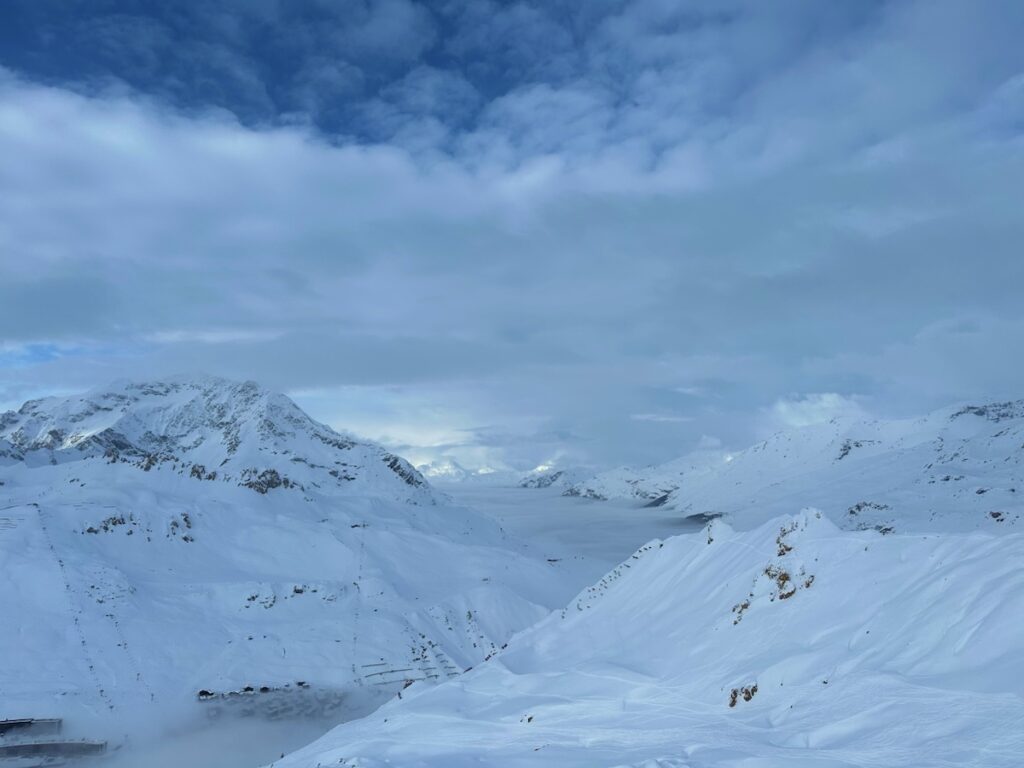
[79,685,391,768]
[103,715,340,768]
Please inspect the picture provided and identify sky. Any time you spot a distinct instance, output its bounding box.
[1,0,1023,473]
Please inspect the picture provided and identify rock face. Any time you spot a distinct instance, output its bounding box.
[564,400,1024,534]
[0,377,560,746]
[0,376,432,504]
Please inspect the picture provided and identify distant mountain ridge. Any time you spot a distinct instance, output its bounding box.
[417,458,519,485]
[564,400,1024,534]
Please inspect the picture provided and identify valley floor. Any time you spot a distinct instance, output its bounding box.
[442,484,702,588]
[102,487,679,768]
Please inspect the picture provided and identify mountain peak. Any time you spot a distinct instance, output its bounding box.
[0,375,432,503]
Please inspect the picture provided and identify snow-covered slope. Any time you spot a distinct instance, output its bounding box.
[566,401,1024,534]
[8,387,1022,765]
[273,400,1024,768]
[275,510,1024,768]
[0,377,565,748]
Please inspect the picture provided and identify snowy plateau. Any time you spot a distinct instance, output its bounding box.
[2,379,1023,768]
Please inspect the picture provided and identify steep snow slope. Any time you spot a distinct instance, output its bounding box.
[0,378,566,751]
[275,511,1024,768]
[566,402,1024,534]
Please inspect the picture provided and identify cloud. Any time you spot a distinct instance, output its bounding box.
[767,393,869,430]
[327,0,437,64]
[630,413,694,423]
[354,65,480,148]
[143,329,285,345]
[1,1,1023,470]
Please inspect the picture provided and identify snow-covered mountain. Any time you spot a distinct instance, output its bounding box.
[272,400,1024,768]
[7,387,1022,766]
[0,377,565,748]
[276,510,1024,768]
[565,401,1024,534]
[0,376,432,504]
[417,457,472,482]
[518,466,588,490]
[417,458,519,486]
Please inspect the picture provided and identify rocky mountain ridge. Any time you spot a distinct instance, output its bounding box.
[0,376,431,504]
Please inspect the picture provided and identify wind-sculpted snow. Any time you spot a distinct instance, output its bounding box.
[565,401,1024,534]
[0,377,565,754]
[0,376,432,504]
[274,511,1024,768]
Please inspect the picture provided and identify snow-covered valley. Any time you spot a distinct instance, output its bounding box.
[0,379,588,766]
[2,381,1023,768]
[271,402,1024,768]
[443,484,707,586]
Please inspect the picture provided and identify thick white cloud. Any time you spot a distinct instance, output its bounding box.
[1,0,1023,469]
[767,393,868,430]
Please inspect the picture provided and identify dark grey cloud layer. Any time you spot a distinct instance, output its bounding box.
[1,1,1023,470]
